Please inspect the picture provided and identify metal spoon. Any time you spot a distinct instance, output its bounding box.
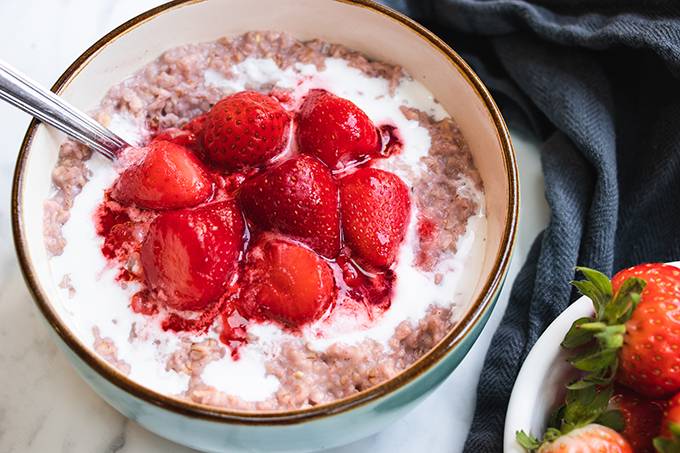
[0,60,129,160]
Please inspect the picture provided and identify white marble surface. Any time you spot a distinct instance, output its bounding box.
[0,1,549,452]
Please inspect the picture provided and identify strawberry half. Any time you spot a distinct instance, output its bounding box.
[339,168,411,268]
[203,91,290,171]
[238,155,341,258]
[297,89,380,171]
[111,140,212,210]
[140,201,245,311]
[237,235,335,328]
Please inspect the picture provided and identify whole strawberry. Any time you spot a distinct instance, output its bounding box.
[111,140,212,210]
[203,91,290,171]
[562,264,680,399]
[613,264,680,398]
[297,89,380,171]
[610,387,665,452]
[654,392,680,452]
[339,168,411,269]
[238,155,341,258]
[519,424,632,453]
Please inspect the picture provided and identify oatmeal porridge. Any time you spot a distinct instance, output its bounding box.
[45,31,486,411]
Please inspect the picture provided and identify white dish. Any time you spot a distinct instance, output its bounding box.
[504,261,680,452]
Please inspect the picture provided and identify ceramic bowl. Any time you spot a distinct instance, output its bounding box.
[504,262,680,453]
[12,1,518,451]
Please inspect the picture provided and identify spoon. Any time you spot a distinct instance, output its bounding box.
[0,59,129,160]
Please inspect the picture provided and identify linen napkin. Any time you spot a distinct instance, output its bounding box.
[380,0,680,450]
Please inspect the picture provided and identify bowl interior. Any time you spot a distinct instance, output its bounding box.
[15,0,516,417]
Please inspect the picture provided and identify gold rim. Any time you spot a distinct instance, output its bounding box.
[12,0,518,424]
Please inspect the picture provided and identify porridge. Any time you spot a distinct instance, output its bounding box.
[45,31,485,410]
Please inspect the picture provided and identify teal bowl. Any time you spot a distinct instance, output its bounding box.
[11,0,518,451]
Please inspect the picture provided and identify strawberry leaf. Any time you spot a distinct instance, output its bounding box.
[562,317,596,348]
[516,431,541,451]
[570,348,617,372]
[596,409,624,432]
[653,422,680,453]
[573,267,613,318]
[604,277,646,324]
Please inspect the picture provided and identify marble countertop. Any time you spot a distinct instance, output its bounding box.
[0,1,549,451]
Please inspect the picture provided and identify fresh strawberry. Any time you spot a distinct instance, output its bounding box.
[297,89,380,171]
[612,263,680,299]
[111,140,212,210]
[609,387,665,453]
[560,266,680,399]
[202,91,290,170]
[237,235,335,328]
[140,201,245,311]
[612,265,680,398]
[518,424,632,453]
[655,392,680,451]
[339,168,411,268]
[238,155,340,258]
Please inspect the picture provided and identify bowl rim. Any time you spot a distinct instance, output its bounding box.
[11,0,519,425]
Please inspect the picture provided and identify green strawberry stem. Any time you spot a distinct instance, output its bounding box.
[516,267,645,452]
[654,422,680,453]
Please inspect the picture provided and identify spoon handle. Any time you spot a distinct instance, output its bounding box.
[0,60,129,160]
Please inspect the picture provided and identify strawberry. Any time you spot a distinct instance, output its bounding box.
[152,128,201,151]
[560,265,680,398]
[202,91,290,171]
[339,168,411,268]
[612,263,680,299]
[609,387,665,453]
[237,235,335,328]
[297,89,380,171]
[111,140,212,210]
[519,424,632,453]
[238,155,340,258]
[655,392,680,451]
[140,201,245,311]
[612,265,680,398]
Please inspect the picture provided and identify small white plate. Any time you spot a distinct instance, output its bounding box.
[503,262,680,452]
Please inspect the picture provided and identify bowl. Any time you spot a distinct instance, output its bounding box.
[504,262,680,453]
[11,1,518,451]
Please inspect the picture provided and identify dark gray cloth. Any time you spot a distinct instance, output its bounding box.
[379,0,680,451]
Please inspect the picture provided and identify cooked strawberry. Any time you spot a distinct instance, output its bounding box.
[152,128,200,150]
[339,168,411,268]
[610,387,665,453]
[203,91,290,170]
[111,140,212,210]
[140,201,245,311]
[654,392,680,451]
[182,113,208,137]
[297,89,380,171]
[237,235,334,328]
[519,424,632,453]
[238,155,340,258]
